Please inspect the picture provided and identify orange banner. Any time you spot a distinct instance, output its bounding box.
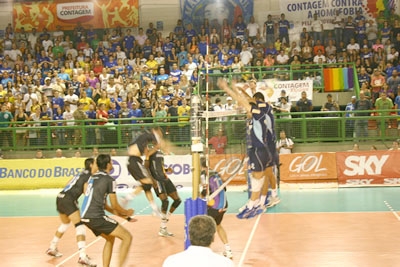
[209,154,247,184]
[280,152,337,182]
[13,0,139,32]
[336,150,400,187]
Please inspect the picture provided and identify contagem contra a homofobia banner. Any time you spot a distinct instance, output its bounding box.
[13,0,139,32]
[280,0,388,23]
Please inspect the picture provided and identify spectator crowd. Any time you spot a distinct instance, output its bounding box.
[0,8,400,148]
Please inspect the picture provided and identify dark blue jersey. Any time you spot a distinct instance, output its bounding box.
[248,101,275,148]
[149,150,167,181]
[81,171,115,218]
[60,170,91,201]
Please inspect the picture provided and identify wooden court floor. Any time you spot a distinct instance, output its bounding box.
[1,188,400,266]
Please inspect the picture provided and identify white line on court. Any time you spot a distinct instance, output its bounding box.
[384,200,400,221]
[238,213,262,267]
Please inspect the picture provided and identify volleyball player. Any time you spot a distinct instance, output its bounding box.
[122,127,166,216]
[81,154,134,267]
[46,158,97,266]
[200,158,233,259]
[147,149,182,237]
[218,79,279,219]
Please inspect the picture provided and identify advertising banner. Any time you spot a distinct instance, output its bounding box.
[237,79,313,103]
[280,152,338,181]
[336,150,400,187]
[13,0,139,32]
[279,0,386,24]
[208,154,247,183]
[180,0,253,31]
[0,158,85,190]
[0,154,248,190]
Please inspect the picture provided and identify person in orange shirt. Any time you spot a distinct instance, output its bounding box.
[208,129,227,154]
[313,39,325,56]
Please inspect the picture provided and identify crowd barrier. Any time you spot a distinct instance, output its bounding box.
[0,154,247,190]
[1,151,399,190]
[280,150,400,187]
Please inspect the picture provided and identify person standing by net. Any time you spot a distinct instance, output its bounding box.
[218,79,279,219]
[200,158,233,259]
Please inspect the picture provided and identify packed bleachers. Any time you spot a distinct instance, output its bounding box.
[0,9,399,151]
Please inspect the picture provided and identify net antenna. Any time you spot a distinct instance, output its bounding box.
[204,35,210,196]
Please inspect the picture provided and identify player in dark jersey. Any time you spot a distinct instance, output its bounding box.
[123,127,166,216]
[46,158,97,267]
[147,149,182,237]
[200,158,233,259]
[81,154,134,267]
[218,79,279,219]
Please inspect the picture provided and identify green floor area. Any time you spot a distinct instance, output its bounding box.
[1,187,399,217]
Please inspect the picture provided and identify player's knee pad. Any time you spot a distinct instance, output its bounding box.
[161,199,169,211]
[75,222,86,236]
[142,183,152,192]
[250,176,264,192]
[57,223,71,234]
[172,198,182,209]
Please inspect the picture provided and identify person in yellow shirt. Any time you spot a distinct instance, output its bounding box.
[146,54,159,75]
[177,98,191,145]
[0,84,7,104]
[97,90,111,111]
[78,90,96,112]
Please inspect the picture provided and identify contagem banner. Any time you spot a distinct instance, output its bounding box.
[13,0,139,32]
[279,0,393,26]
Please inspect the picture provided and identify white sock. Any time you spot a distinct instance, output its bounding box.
[167,211,172,218]
[224,243,231,251]
[260,195,267,206]
[78,242,86,258]
[272,189,278,197]
[150,201,158,212]
[247,199,259,209]
[160,219,168,228]
[50,237,59,249]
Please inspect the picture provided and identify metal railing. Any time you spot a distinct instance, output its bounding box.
[0,110,398,151]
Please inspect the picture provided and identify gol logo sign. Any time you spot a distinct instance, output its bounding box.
[289,154,327,173]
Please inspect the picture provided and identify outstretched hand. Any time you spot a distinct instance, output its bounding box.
[217,78,231,94]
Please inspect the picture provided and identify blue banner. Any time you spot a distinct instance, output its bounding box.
[180,0,253,33]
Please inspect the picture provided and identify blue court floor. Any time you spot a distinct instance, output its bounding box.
[2,187,400,217]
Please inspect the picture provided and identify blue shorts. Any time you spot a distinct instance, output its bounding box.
[248,147,277,172]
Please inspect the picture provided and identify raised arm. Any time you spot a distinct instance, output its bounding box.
[217,78,252,114]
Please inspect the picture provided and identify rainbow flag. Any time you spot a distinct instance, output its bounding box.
[323,67,354,92]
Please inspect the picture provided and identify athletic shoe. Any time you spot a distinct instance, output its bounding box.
[256,204,267,214]
[266,196,281,208]
[248,206,264,218]
[237,207,253,219]
[223,250,233,259]
[78,255,97,267]
[46,248,62,258]
[238,203,248,213]
[159,227,174,237]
